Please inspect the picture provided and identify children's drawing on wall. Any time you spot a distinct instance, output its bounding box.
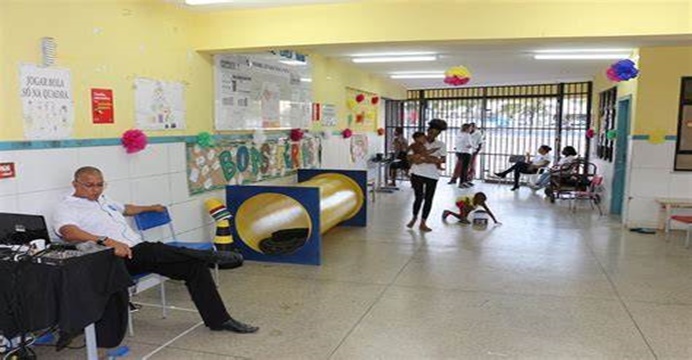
[345,87,379,132]
[350,134,368,164]
[134,77,185,130]
[260,82,281,127]
[19,64,74,139]
[186,136,321,195]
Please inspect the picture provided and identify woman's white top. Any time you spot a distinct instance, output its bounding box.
[409,139,446,180]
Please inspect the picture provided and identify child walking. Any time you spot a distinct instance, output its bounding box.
[442,192,500,224]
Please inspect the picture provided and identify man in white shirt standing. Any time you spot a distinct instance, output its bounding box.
[448,124,474,188]
[53,166,258,334]
[467,122,484,186]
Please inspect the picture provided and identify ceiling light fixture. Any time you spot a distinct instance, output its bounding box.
[184,0,233,5]
[534,54,630,60]
[534,49,632,54]
[352,55,437,63]
[351,51,436,57]
[278,59,307,66]
[390,74,445,79]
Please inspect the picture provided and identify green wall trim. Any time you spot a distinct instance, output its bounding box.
[631,135,677,141]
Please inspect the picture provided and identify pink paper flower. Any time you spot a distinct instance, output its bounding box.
[121,129,148,154]
[290,128,304,142]
[342,128,353,138]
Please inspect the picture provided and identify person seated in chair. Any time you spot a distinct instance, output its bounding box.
[529,146,579,190]
[388,126,410,187]
[52,166,258,336]
[494,145,553,191]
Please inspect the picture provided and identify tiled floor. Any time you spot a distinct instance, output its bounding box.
[37,182,692,359]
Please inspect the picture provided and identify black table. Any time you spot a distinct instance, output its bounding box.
[0,248,131,358]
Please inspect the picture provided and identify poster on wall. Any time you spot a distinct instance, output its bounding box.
[19,64,74,139]
[186,136,321,195]
[345,87,378,132]
[91,88,114,124]
[214,53,312,130]
[134,78,185,130]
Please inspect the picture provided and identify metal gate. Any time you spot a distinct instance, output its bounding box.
[385,82,591,180]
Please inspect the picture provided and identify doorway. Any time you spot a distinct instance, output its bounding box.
[610,97,631,215]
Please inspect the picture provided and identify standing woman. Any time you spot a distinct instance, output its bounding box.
[406,119,448,231]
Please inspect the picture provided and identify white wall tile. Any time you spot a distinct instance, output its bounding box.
[628,168,670,198]
[16,148,79,193]
[630,140,675,170]
[669,173,692,198]
[175,227,211,243]
[105,179,133,205]
[170,171,191,204]
[169,198,207,234]
[0,195,18,213]
[129,144,169,177]
[167,142,187,173]
[625,197,659,228]
[130,174,171,206]
[78,145,130,181]
[18,188,72,239]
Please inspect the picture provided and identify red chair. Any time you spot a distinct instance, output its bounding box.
[570,174,604,215]
[670,215,692,248]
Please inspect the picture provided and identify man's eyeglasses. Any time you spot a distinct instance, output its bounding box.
[76,180,106,189]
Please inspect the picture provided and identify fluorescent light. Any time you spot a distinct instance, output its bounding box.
[300,78,312,83]
[278,59,307,66]
[351,51,436,57]
[352,55,437,63]
[534,49,632,54]
[391,74,444,79]
[534,54,630,60]
[389,71,445,75]
[185,0,233,5]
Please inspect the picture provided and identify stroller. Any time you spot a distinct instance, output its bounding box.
[544,159,599,204]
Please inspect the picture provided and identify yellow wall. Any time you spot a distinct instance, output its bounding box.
[1,0,214,141]
[0,0,406,142]
[634,46,692,135]
[194,1,692,52]
[310,54,406,130]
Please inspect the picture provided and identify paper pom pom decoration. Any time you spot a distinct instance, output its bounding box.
[347,99,358,111]
[342,128,353,139]
[606,129,617,140]
[290,128,304,142]
[196,132,215,148]
[355,94,365,103]
[444,66,472,86]
[377,128,385,136]
[606,59,639,82]
[252,129,266,144]
[585,129,595,139]
[121,129,148,153]
[371,96,380,105]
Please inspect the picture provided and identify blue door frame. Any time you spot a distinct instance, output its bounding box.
[610,97,631,215]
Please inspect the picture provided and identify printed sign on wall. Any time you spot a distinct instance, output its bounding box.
[91,88,114,124]
[186,137,321,195]
[19,64,74,139]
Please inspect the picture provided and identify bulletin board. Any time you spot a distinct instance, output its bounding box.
[214,53,312,130]
[345,87,379,132]
[186,137,321,195]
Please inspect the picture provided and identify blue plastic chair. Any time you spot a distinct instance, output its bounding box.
[128,208,217,335]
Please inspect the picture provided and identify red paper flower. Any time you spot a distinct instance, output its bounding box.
[355,94,365,103]
[371,96,380,105]
[290,128,304,142]
[356,113,365,123]
[121,129,148,154]
[586,128,595,139]
[342,128,353,138]
[377,128,385,136]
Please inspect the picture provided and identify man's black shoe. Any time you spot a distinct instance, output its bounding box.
[210,317,259,333]
[210,250,244,269]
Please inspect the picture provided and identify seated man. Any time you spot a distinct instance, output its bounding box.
[494,145,553,191]
[52,166,258,334]
[529,146,579,190]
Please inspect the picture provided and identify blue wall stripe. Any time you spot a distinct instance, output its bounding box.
[630,135,677,141]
